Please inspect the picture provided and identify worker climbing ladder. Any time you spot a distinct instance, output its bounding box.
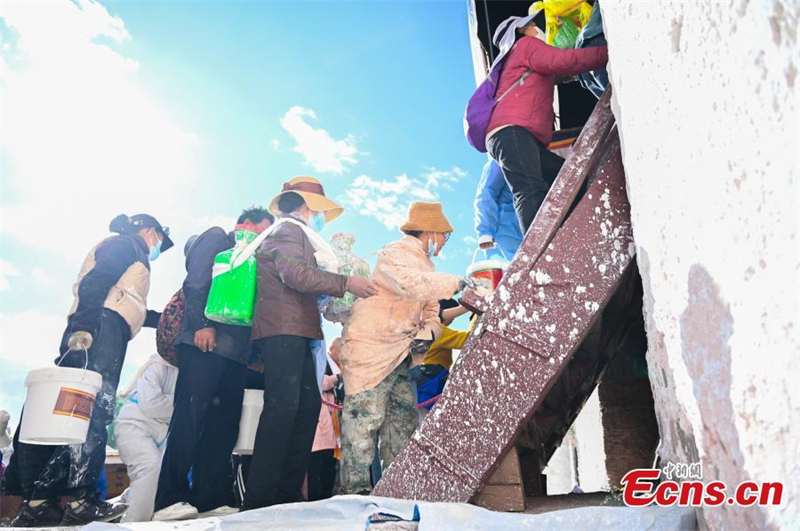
[373,90,639,506]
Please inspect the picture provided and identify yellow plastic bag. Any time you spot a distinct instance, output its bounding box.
[530,0,593,49]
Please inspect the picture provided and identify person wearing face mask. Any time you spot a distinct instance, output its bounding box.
[486,12,608,233]
[242,177,377,511]
[3,214,172,527]
[153,207,274,522]
[337,201,476,495]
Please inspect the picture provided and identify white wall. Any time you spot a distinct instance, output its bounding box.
[601,1,798,529]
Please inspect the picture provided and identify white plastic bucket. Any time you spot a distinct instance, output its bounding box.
[233,389,264,455]
[20,362,103,445]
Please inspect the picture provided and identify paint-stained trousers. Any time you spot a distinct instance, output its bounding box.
[338,358,416,494]
[487,125,565,234]
[2,310,129,501]
[154,345,245,513]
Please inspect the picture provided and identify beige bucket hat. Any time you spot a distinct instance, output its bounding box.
[269,176,344,222]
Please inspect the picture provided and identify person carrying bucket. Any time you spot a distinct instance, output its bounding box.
[474,160,523,261]
[153,207,273,522]
[242,177,377,511]
[337,201,480,495]
[1,214,172,527]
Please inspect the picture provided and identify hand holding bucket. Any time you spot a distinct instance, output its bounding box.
[466,247,508,292]
[19,346,103,445]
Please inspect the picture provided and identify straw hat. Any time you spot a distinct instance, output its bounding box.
[399,202,453,234]
[269,176,344,222]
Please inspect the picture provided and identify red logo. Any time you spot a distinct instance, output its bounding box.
[621,467,783,508]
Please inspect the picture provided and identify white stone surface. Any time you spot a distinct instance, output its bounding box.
[83,495,696,531]
[602,1,799,529]
[573,388,610,493]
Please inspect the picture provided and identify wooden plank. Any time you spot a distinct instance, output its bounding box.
[484,446,522,485]
[472,484,526,513]
[374,102,633,504]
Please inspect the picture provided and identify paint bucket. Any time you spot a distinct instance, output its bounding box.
[233,389,264,455]
[466,248,507,290]
[19,349,102,445]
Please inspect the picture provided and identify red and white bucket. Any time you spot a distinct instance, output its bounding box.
[466,249,507,290]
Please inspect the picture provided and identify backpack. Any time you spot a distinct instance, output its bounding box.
[155,227,210,366]
[156,289,185,367]
[464,57,531,153]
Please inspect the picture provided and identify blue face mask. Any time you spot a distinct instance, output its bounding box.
[149,238,162,262]
[309,212,325,233]
[427,238,437,258]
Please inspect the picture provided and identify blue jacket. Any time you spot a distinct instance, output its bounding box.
[474,160,523,260]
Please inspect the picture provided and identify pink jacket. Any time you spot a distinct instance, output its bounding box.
[312,374,339,453]
[487,37,608,146]
[341,236,462,395]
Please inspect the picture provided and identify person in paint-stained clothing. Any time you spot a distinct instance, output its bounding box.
[2,214,172,527]
[338,202,479,495]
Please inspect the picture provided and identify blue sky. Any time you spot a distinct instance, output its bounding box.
[0,0,488,420]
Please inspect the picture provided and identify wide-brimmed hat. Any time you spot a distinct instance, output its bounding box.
[399,202,453,234]
[269,176,343,223]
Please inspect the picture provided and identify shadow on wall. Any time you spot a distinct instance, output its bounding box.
[638,248,700,467]
[680,264,768,530]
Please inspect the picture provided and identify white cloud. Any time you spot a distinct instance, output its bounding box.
[0,0,203,413]
[279,106,359,174]
[0,0,199,263]
[344,167,468,230]
[0,310,66,368]
[0,309,157,414]
[0,260,20,291]
[271,138,281,151]
[31,267,55,287]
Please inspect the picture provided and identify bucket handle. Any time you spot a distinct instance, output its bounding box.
[472,244,510,265]
[57,346,89,371]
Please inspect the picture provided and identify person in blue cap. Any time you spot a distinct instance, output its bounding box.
[2,213,172,527]
[474,160,523,261]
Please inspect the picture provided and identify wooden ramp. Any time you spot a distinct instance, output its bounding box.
[373,90,638,505]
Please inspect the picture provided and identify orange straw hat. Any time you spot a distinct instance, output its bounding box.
[269,176,344,222]
[399,201,453,234]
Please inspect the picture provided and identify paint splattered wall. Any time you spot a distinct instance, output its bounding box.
[602,1,798,529]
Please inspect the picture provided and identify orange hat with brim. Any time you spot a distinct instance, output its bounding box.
[269,176,343,223]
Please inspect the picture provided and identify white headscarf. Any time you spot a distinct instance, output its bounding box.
[490,13,538,72]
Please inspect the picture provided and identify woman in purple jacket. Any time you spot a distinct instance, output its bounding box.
[486,16,609,234]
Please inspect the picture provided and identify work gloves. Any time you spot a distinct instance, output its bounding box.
[410,330,436,356]
[409,339,434,356]
[67,331,93,351]
[457,276,491,294]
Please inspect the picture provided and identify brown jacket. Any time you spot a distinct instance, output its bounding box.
[252,221,348,340]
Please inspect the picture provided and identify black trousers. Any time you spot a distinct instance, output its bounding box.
[243,335,320,510]
[487,125,565,233]
[307,450,336,501]
[154,344,245,513]
[1,310,129,501]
